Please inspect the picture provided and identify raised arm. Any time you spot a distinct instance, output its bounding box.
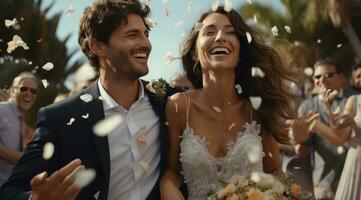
[160,93,186,200]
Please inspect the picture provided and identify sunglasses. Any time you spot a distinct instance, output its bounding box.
[18,86,38,95]
[313,72,338,80]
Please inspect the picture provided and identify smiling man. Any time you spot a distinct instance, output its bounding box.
[0,1,182,200]
[0,72,38,187]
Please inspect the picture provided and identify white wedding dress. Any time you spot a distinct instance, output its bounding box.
[179,94,264,200]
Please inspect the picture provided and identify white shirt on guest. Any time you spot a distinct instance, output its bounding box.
[98,80,160,200]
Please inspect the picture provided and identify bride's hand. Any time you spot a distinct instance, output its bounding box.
[160,181,185,200]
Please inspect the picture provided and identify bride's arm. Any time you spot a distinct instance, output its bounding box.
[160,93,186,200]
[261,129,281,174]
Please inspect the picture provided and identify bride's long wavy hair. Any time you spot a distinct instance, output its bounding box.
[181,5,299,143]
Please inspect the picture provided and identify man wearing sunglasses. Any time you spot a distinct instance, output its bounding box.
[0,72,38,188]
[296,58,356,199]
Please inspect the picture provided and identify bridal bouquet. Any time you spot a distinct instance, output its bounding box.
[207,172,314,200]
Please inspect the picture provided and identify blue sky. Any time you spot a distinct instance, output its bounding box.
[41,0,282,83]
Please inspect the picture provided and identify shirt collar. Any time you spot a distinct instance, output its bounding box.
[97,79,145,111]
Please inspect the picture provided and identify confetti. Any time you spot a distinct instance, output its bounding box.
[304,67,313,76]
[98,96,104,101]
[251,67,265,78]
[211,0,220,12]
[165,122,169,126]
[140,161,150,172]
[271,26,279,36]
[67,118,75,126]
[41,79,49,88]
[175,102,179,113]
[246,32,252,43]
[43,142,54,160]
[74,169,96,188]
[337,43,342,48]
[7,35,29,54]
[164,52,180,64]
[268,152,273,158]
[64,4,75,16]
[136,132,147,148]
[145,18,156,28]
[317,39,322,44]
[228,122,236,130]
[93,191,100,200]
[284,25,291,33]
[36,38,43,43]
[253,14,258,23]
[212,106,222,113]
[235,84,242,94]
[247,0,252,4]
[42,62,54,71]
[82,113,89,119]
[163,0,169,4]
[224,0,233,12]
[93,115,123,137]
[174,21,184,29]
[80,93,93,103]
[5,18,18,29]
[337,146,345,154]
[293,166,301,170]
[164,8,170,16]
[250,96,262,110]
[247,146,262,164]
[187,1,193,11]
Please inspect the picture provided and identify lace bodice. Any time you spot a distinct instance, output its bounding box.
[179,94,264,200]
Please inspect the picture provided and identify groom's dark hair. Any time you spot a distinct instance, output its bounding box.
[78,0,151,71]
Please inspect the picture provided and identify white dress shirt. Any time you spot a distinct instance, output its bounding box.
[98,80,160,200]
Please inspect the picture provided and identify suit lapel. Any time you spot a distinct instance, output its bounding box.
[84,81,110,197]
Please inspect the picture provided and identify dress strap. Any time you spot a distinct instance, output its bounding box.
[182,93,190,127]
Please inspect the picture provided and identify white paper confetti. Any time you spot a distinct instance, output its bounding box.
[140,161,150,172]
[164,8,170,16]
[284,25,291,33]
[74,168,96,188]
[228,122,236,130]
[268,152,273,158]
[43,142,55,160]
[165,122,169,126]
[247,146,262,163]
[7,35,29,54]
[247,0,252,4]
[164,52,180,64]
[235,84,243,94]
[5,18,18,29]
[41,79,49,88]
[211,0,220,12]
[250,96,262,110]
[212,106,222,113]
[246,32,252,43]
[253,14,258,23]
[317,39,322,44]
[98,96,104,101]
[67,118,75,126]
[82,113,89,119]
[337,146,345,154]
[187,1,193,11]
[337,43,342,48]
[271,26,279,36]
[293,166,301,170]
[80,93,93,103]
[93,115,123,137]
[175,102,179,113]
[42,62,54,71]
[163,0,169,4]
[304,67,313,76]
[64,4,75,16]
[145,18,156,28]
[251,67,265,78]
[136,132,147,148]
[224,0,233,12]
[174,21,184,29]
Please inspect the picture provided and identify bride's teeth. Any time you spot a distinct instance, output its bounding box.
[134,53,147,58]
[210,47,230,54]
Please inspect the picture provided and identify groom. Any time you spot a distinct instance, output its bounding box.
[0,1,182,200]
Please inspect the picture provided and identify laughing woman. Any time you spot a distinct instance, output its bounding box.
[160,5,299,200]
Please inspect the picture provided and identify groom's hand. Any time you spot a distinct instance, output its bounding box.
[30,159,84,200]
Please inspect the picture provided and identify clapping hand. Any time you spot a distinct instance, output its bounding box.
[288,112,319,144]
[30,159,84,200]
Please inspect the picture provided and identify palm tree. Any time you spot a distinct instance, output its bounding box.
[0,0,83,126]
[319,0,361,61]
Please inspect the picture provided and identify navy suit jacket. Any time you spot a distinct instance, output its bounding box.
[0,80,182,200]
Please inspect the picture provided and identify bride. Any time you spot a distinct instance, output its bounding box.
[160,5,299,200]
